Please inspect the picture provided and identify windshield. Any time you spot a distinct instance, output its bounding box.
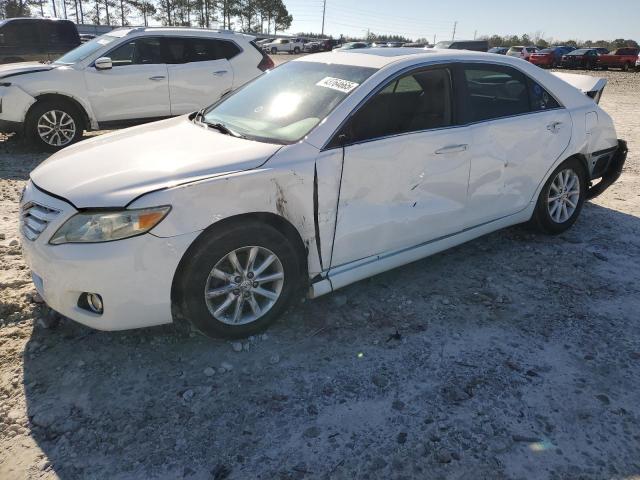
[567,49,590,56]
[202,61,377,144]
[54,34,120,64]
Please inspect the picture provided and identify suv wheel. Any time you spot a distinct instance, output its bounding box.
[293,47,301,54]
[531,158,586,234]
[25,100,84,152]
[174,221,301,338]
[622,62,631,72]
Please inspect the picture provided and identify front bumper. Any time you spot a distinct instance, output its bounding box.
[0,84,36,126]
[587,139,627,199]
[20,182,200,331]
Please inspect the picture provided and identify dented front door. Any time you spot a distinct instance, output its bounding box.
[330,126,473,268]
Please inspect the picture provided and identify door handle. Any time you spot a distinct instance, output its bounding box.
[547,121,563,133]
[435,144,468,154]
[148,76,166,81]
[212,70,228,76]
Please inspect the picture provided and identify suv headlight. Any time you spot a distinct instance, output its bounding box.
[49,206,171,245]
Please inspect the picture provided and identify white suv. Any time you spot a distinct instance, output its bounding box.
[0,27,273,150]
[264,38,304,55]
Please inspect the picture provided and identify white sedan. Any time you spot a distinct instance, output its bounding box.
[20,49,626,338]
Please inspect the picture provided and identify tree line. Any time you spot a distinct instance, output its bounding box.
[0,0,292,34]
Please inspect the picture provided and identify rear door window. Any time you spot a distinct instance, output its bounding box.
[462,65,530,122]
[163,37,241,63]
[1,21,39,45]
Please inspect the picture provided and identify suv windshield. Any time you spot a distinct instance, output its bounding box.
[202,61,377,144]
[54,34,120,64]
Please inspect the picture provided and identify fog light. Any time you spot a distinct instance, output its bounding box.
[76,292,105,314]
[87,293,103,313]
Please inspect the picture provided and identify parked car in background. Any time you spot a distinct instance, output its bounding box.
[19,49,624,338]
[597,47,640,71]
[256,38,274,47]
[0,18,80,64]
[334,42,369,51]
[594,48,610,55]
[0,27,273,150]
[403,42,429,48]
[560,48,599,69]
[506,45,538,60]
[528,46,574,68]
[386,42,404,48]
[303,41,321,53]
[371,42,389,48]
[434,40,488,51]
[636,53,640,71]
[488,47,508,55]
[320,39,341,51]
[264,38,304,54]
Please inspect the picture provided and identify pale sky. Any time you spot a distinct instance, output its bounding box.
[284,0,639,42]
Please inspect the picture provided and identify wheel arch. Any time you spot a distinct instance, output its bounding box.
[28,93,92,130]
[171,212,309,311]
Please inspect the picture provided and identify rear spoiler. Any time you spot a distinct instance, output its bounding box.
[551,72,607,103]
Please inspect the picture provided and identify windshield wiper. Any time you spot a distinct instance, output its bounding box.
[194,111,243,138]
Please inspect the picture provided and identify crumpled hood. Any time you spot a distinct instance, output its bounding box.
[0,62,57,79]
[31,116,282,208]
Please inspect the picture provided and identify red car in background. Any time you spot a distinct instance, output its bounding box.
[597,47,640,71]
[529,46,575,68]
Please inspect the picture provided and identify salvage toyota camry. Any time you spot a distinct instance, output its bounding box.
[20,49,627,338]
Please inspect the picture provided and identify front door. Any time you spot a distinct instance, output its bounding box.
[461,63,572,224]
[164,37,234,115]
[84,37,170,122]
[330,66,472,267]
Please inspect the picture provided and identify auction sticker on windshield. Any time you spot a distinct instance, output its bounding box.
[316,77,360,93]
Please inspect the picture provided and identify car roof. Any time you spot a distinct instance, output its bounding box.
[295,47,528,69]
[110,26,254,41]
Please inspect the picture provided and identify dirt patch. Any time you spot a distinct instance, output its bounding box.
[0,70,639,479]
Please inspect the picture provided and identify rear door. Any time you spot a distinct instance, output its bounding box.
[460,63,571,225]
[164,36,235,115]
[84,37,170,122]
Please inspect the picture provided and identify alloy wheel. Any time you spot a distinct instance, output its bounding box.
[204,246,285,325]
[37,110,76,147]
[547,169,580,223]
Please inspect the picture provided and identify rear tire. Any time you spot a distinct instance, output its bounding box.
[293,47,301,54]
[25,100,84,152]
[531,158,587,235]
[174,221,301,339]
[622,62,631,72]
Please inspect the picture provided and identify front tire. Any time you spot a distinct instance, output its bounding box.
[293,47,301,54]
[174,221,301,338]
[531,158,587,234]
[25,100,84,152]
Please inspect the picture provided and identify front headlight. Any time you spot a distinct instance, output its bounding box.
[49,206,171,245]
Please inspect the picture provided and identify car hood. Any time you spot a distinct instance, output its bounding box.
[30,116,282,208]
[0,62,57,79]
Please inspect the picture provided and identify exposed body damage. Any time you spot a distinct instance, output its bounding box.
[132,140,342,279]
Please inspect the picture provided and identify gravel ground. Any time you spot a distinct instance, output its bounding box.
[0,68,639,480]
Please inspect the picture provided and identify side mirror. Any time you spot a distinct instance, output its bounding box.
[94,57,112,70]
